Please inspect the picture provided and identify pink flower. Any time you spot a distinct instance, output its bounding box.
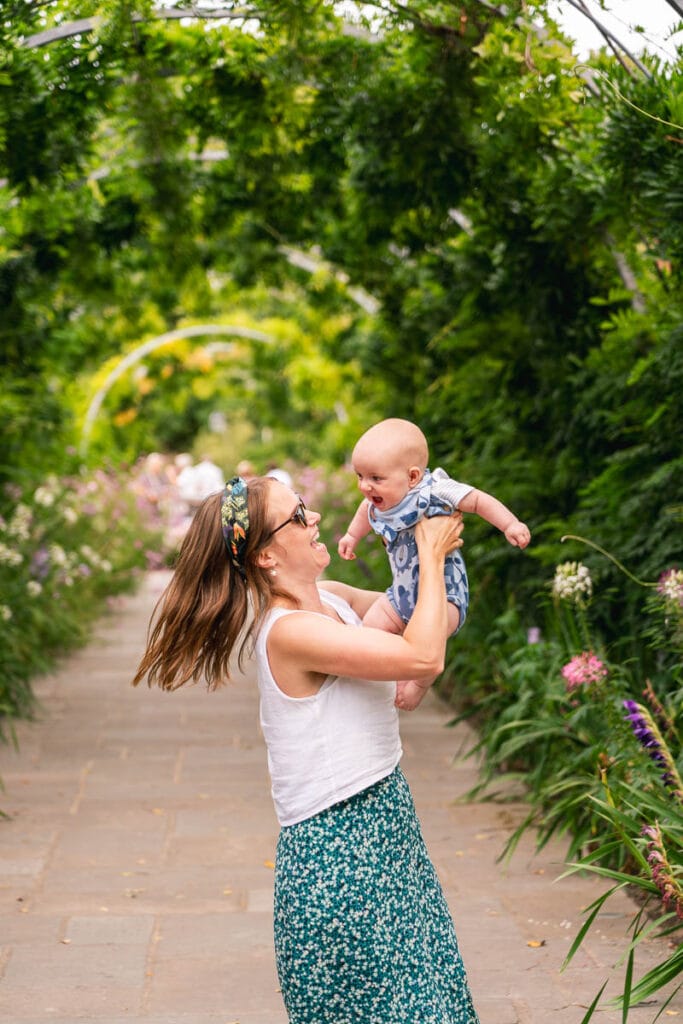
[561,651,608,692]
[657,568,683,608]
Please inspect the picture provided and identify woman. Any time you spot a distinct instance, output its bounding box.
[133,475,479,1024]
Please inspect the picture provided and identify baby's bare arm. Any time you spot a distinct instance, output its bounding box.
[459,489,531,548]
[338,499,372,559]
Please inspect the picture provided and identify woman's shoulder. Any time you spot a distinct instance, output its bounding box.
[255,605,294,648]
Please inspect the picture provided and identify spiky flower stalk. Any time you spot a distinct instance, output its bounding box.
[642,680,677,741]
[641,822,683,921]
[623,700,683,802]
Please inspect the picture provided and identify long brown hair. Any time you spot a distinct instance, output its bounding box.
[132,476,293,691]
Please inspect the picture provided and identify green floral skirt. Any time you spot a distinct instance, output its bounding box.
[274,766,479,1024]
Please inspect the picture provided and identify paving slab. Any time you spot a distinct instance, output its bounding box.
[1,571,681,1023]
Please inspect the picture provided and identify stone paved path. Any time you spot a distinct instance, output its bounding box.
[1,572,681,1024]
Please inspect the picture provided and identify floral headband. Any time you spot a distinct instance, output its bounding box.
[220,476,249,578]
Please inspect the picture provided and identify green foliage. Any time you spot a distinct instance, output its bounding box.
[561,787,683,1019]
[453,550,683,1018]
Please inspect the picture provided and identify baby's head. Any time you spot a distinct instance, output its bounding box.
[352,418,428,512]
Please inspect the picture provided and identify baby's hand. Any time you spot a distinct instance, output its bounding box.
[505,520,531,549]
[337,533,357,560]
[395,679,430,712]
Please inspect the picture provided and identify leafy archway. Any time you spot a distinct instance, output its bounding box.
[80,322,274,452]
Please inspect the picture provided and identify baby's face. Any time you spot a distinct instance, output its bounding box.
[352,447,418,512]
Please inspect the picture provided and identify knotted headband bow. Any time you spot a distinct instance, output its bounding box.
[221,476,249,578]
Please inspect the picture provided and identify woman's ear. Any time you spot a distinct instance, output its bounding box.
[256,548,277,571]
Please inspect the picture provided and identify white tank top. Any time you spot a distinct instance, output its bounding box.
[255,588,402,826]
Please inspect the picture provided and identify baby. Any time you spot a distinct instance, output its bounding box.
[338,418,531,710]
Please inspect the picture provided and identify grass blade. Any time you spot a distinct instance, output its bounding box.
[621,946,634,1024]
[579,979,609,1024]
[562,883,624,970]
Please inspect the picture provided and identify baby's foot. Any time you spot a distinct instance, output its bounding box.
[395,679,430,711]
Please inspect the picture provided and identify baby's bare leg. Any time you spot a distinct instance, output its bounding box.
[361,599,421,710]
[362,595,405,634]
[395,603,461,711]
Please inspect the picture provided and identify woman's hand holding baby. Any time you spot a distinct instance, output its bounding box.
[414,512,464,561]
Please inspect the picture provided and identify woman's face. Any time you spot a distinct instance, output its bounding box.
[264,482,330,578]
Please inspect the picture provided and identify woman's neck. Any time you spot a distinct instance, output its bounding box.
[272,578,327,613]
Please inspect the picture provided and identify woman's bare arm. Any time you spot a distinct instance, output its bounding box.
[271,514,464,684]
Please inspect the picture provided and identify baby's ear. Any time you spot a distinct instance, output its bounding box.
[408,466,423,487]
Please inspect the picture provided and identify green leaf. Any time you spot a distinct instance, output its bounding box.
[578,979,609,1024]
[561,883,626,970]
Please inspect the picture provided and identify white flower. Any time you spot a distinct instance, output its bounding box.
[78,545,111,571]
[7,503,32,541]
[49,543,68,567]
[0,542,23,566]
[27,580,43,596]
[0,604,12,621]
[552,561,593,604]
[658,569,683,609]
[34,486,56,507]
[63,507,78,525]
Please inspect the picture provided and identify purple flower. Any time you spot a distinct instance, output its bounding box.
[30,546,52,580]
[624,701,683,801]
[145,550,165,570]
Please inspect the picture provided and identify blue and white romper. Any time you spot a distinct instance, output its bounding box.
[369,467,472,632]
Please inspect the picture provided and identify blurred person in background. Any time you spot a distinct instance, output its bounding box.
[266,461,293,488]
[180,453,224,513]
[133,452,172,527]
[236,458,257,482]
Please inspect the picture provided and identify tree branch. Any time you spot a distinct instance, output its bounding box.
[603,231,647,314]
[20,6,258,48]
[563,0,653,79]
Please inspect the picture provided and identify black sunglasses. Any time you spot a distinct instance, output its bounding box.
[266,498,308,539]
